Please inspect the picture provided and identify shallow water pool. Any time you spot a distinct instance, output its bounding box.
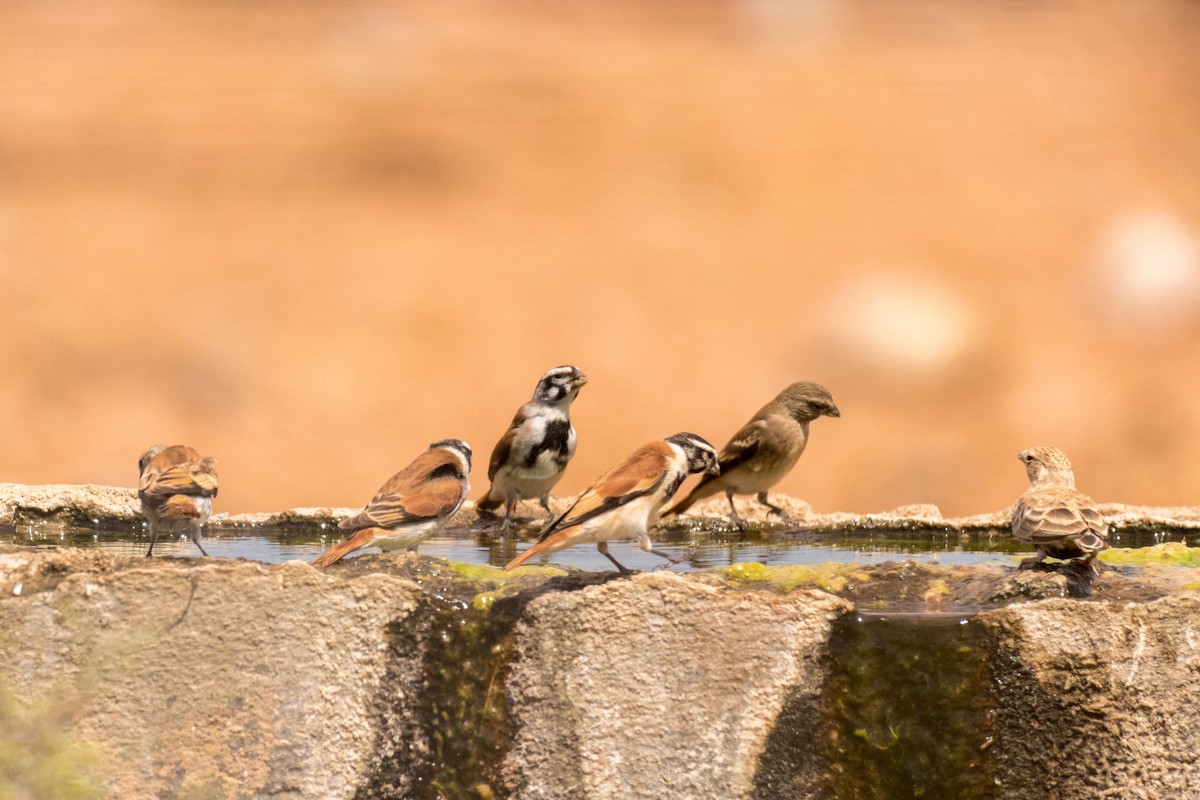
[3,521,1194,571]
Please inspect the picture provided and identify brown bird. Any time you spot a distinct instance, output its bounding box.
[1011,446,1110,568]
[664,382,839,528]
[314,439,472,568]
[504,432,719,573]
[476,365,588,530]
[138,444,219,558]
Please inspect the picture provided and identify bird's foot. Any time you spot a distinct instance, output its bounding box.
[766,508,796,526]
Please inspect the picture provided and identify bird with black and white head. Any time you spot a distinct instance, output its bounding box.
[504,432,719,574]
[476,365,588,530]
[314,439,472,567]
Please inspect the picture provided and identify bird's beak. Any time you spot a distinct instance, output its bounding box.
[706,461,721,476]
[826,404,841,418]
[575,373,589,387]
[1016,451,1027,462]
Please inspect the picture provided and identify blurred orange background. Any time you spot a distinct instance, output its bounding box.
[1,0,1198,517]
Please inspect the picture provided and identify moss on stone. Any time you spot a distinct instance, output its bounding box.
[447,561,567,584]
[718,561,869,593]
[0,682,103,800]
[923,579,953,601]
[1099,543,1200,567]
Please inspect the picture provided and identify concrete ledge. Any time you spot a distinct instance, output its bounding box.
[4,549,1200,799]
[4,482,1200,532]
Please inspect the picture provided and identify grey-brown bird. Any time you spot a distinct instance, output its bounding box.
[504,433,719,573]
[314,439,472,568]
[138,444,219,558]
[664,382,840,528]
[476,366,587,530]
[1011,445,1110,568]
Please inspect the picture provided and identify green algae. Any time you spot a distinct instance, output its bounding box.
[412,598,519,800]
[0,682,103,800]
[719,561,873,593]
[826,614,995,799]
[358,558,594,800]
[446,560,567,584]
[752,612,996,800]
[1099,542,1200,567]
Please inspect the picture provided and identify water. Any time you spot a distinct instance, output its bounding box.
[2,521,1193,571]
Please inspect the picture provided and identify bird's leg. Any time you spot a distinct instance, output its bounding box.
[756,492,795,524]
[145,519,158,558]
[648,547,688,570]
[191,521,209,557]
[635,531,687,569]
[499,500,515,534]
[726,489,746,530]
[539,495,555,523]
[1018,550,1048,571]
[597,541,633,575]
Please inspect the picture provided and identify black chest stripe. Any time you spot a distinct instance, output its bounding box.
[661,472,687,503]
[525,419,572,468]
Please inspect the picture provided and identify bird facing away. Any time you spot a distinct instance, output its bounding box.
[138,444,219,558]
[1011,445,1110,568]
[313,439,472,568]
[476,366,588,530]
[504,432,719,574]
[664,382,840,528]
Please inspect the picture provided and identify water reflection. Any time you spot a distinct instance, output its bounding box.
[3,522,1194,571]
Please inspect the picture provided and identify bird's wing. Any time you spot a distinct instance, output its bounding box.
[716,419,767,473]
[663,421,765,515]
[342,448,466,530]
[487,416,521,481]
[537,441,672,541]
[139,448,217,499]
[1012,489,1109,547]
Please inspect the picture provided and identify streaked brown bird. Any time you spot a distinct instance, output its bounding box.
[1011,445,1110,568]
[476,365,587,530]
[138,444,219,558]
[504,432,719,574]
[313,439,471,568]
[664,382,839,528]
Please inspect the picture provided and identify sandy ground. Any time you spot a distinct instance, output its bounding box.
[1,0,1199,516]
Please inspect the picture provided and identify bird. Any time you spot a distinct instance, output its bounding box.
[313,439,472,568]
[504,432,719,574]
[137,444,219,558]
[1011,445,1110,569]
[663,382,840,528]
[476,365,588,531]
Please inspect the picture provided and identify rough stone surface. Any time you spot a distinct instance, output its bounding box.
[0,483,143,525]
[4,481,1200,533]
[6,523,1200,799]
[0,549,426,799]
[981,592,1200,799]
[502,572,852,799]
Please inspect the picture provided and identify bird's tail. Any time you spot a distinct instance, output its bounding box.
[475,489,502,513]
[313,528,378,568]
[504,544,541,571]
[663,476,719,517]
[504,525,578,570]
[161,495,203,519]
